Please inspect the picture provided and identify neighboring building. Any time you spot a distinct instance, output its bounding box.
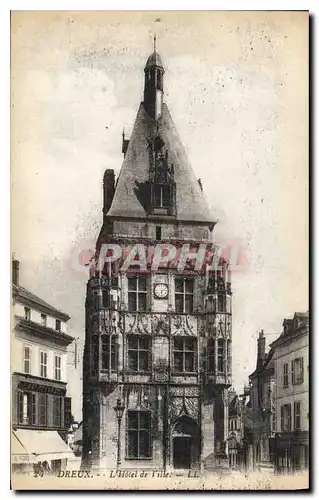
[82,46,233,470]
[227,386,253,470]
[11,259,75,474]
[270,312,309,473]
[249,331,276,471]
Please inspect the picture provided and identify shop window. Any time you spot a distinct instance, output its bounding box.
[17,391,36,425]
[38,394,48,426]
[53,396,62,428]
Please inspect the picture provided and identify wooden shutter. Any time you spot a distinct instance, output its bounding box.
[300,358,304,383]
[291,360,295,384]
[288,404,291,430]
[281,406,284,431]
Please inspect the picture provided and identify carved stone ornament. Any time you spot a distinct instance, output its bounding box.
[152,314,169,336]
[171,314,197,336]
[168,396,199,424]
[124,313,150,335]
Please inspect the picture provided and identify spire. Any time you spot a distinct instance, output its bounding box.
[143,39,164,119]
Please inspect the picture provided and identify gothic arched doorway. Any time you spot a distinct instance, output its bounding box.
[172,416,200,469]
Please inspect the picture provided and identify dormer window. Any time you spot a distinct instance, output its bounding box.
[154,184,171,208]
[148,135,176,216]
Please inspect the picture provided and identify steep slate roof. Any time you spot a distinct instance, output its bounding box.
[107,103,214,225]
[12,283,70,321]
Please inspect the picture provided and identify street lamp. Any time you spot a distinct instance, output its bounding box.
[114,397,125,469]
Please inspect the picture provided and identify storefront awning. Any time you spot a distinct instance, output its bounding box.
[11,431,37,464]
[12,430,75,464]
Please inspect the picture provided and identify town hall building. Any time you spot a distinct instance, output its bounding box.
[82,44,233,471]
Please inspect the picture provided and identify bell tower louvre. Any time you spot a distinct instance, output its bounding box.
[82,43,233,471]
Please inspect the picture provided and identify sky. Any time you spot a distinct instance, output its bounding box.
[11,11,308,420]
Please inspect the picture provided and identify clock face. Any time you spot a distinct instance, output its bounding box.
[154,283,168,299]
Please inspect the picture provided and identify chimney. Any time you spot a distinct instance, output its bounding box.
[103,169,115,216]
[12,259,20,286]
[257,329,266,360]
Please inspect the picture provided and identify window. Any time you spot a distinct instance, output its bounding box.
[217,294,226,312]
[102,289,109,308]
[283,363,289,387]
[294,401,301,430]
[40,351,48,378]
[281,404,291,431]
[54,355,62,381]
[156,226,162,241]
[175,278,194,313]
[55,319,61,331]
[292,358,304,385]
[24,307,30,321]
[17,391,36,425]
[53,396,62,427]
[217,338,225,372]
[207,338,215,373]
[91,336,99,371]
[128,277,147,312]
[38,394,48,426]
[41,314,47,327]
[93,292,100,311]
[173,337,196,373]
[227,339,232,372]
[101,335,117,371]
[128,335,151,372]
[23,346,31,374]
[127,410,151,459]
[154,184,171,208]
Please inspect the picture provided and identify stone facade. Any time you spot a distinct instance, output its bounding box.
[82,47,232,471]
[271,312,309,473]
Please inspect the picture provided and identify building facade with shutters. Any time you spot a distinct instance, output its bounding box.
[270,312,309,473]
[82,46,233,471]
[249,331,276,472]
[11,260,75,474]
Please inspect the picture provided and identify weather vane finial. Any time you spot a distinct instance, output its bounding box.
[154,34,157,52]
